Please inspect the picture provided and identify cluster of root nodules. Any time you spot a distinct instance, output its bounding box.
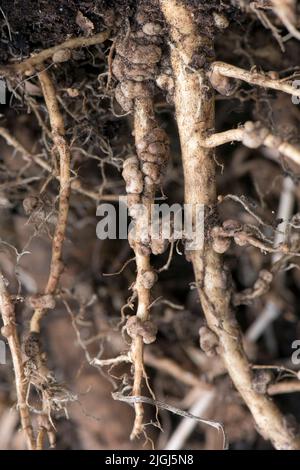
[114,1,171,257]
[113,2,174,110]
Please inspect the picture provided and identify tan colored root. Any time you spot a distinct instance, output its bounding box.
[159,0,300,450]
[210,61,300,98]
[0,30,110,76]
[30,70,71,333]
[202,123,300,167]
[0,273,35,450]
[268,381,300,395]
[27,72,78,448]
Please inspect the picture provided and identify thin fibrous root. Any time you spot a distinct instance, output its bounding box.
[0,272,35,450]
[159,0,300,450]
[0,127,118,202]
[112,392,227,449]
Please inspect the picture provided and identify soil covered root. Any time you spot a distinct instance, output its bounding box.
[159,0,300,450]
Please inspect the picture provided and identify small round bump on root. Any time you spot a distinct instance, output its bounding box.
[242,121,269,149]
[122,157,144,194]
[52,49,71,63]
[142,162,161,184]
[142,22,163,36]
[252,369,274,394]
[126,315,157,344]
[139,270,158,289]
[1,323,14,338]
[24,332,41,358]
[156,73,174,93]
[199,326,219,357]
[23,196,39,215]
[151,237,169,255]
[208,68,236,96]
[213,12,230,30]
